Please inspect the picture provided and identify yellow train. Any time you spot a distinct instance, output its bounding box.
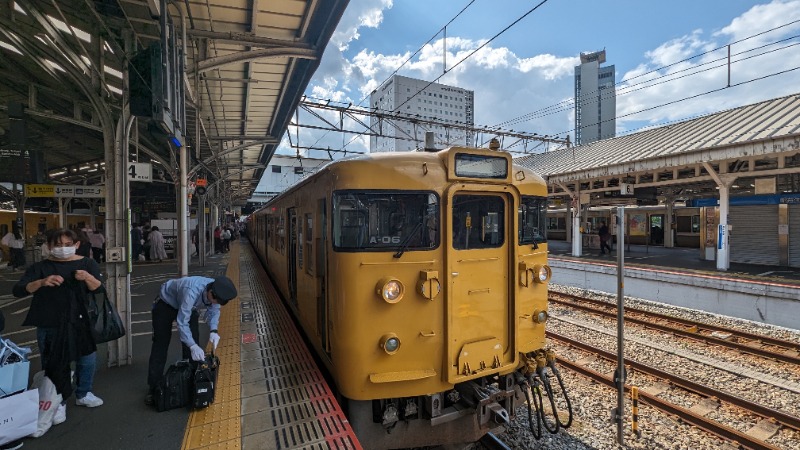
[249,143,571,448]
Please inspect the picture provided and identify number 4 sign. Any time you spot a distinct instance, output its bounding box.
[128,162,152,182]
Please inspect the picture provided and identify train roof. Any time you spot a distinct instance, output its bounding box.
[251,147,546,216]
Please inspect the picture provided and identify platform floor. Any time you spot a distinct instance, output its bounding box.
[547,240,800,284]
[0,240,359,450]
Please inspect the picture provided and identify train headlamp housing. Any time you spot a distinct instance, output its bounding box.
[379,334,401,354]
[533,264,551,284]
[533,310,548,324]
[376,277,404,303]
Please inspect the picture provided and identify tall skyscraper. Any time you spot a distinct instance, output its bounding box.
[369,75,474,152]
[574,50,616,145]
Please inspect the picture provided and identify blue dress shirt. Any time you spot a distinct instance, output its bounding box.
[158,276,220,347]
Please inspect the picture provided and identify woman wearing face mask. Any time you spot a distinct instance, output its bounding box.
[13,228,105,429]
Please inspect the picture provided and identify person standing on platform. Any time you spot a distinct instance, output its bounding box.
[2,223,25,270]
[13,228,105,428]
[148,226,167,262]
[131,223,143,261]
[74,228,92,258]
[213,226,222,254]
[144,275,237,405]
[598,221,613,255]
[142,224,152,261]
[88,229,105,263]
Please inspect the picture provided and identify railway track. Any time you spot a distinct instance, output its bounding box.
[549,292,800,365]
[549,331,800,450]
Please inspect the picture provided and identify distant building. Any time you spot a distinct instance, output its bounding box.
[248,154,329,205]
[574,50,616,145]
[369,75,474,152]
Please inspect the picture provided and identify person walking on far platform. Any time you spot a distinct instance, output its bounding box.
[145,275,237,406]
[598,221,613,255]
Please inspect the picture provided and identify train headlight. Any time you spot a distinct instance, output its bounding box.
[533,310,548,324]
[533,265,551,283]
[376,278,404,303]
[380,334,401,354]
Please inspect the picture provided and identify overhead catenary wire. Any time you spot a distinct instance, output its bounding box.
[389,0,552,114]
[318,0,552,156]
[302,0,478,154]
[495,18,800,129]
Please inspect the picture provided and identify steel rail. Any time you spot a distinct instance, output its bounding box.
[550,293,800,365]
[554,354,782,450]
[549,331,800,432]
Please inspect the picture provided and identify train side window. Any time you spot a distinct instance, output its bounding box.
[305,213,313,275]
[278,216,285,254]
[519,195,547,245]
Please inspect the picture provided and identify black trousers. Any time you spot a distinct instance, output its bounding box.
[147,299,199,389]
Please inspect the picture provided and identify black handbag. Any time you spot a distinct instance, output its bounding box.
[85,289,126,344]
[191,352,220,409]
[154,359,193,412]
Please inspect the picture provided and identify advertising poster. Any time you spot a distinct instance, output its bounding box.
[629,213,647,236]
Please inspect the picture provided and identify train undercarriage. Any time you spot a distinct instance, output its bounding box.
[347,350,573,450]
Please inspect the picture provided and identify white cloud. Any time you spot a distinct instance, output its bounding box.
[289,0,800,160]
[297,32,579,156]
[611,0,800,135]
[330,0,393,51]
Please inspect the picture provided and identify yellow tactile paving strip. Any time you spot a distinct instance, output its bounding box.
[182,242,242,450]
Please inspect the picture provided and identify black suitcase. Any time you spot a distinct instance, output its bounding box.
[191,353,220,409]
[154,359,193,412]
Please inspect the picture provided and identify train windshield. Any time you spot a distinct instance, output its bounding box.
[332,191,439,251]
[519,196,547,245]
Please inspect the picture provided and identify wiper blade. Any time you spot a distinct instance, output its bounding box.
[393,221,424,258]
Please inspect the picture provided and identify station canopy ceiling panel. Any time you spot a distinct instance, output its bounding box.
[0,0,348,206]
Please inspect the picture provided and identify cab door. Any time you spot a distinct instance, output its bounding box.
[446,186,515,383]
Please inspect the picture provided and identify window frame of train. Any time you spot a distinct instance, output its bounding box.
[519,196,548,245]
[331,190,440,252]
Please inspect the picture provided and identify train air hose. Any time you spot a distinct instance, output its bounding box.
[521,377,542,439]
[533,370,560,434]
[545,351,574,429]
[534,354,560,434]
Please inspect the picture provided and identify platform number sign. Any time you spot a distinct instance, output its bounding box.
[620,183,634,195]
[128,162,152,182]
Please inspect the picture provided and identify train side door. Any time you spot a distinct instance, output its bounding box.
[288,208,298,307]
[445,187,515,384]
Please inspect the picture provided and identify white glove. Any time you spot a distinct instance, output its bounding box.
[190,344,205,361]
[209,332,220,350]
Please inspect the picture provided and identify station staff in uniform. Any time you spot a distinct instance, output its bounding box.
[145,275,237,404]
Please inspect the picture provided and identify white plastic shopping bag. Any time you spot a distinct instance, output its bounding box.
[30,371,62,438]
[0,389,38,445]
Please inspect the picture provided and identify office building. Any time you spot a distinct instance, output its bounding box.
[370,75,474,152]
[574,50,616,145]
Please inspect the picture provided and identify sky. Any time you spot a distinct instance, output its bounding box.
[263,0,800,175]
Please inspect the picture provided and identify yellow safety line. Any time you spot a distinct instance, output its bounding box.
[182,242,242,450]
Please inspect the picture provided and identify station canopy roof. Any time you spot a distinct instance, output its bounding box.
[518,93,800,202]
[0,0,348,206]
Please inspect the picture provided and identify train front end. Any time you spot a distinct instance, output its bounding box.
[329,146,569,448]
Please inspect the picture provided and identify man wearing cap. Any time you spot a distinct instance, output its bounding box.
[145,275,237,405]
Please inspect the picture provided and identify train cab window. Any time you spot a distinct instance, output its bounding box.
[332,191,439,251]
[452,194,505,250]
[519,196,547,245]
